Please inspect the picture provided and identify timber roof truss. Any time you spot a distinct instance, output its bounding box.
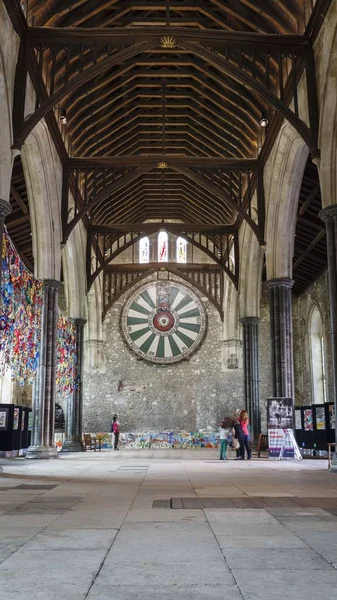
[4,0,329,298]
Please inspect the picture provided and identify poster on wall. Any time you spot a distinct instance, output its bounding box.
[304,409,313,431]
[315,407,326,430]
[267,398,293,430]
[295,409,302,430]
[28,411,33,431]
[0,410,8,430]
[21,412,25,431]
[13,407,19,430]
[329,404,336,430]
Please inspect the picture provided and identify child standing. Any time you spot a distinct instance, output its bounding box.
[219,421,229,460]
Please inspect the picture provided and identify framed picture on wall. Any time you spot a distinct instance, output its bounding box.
[304,409,313,431]
[315,407,326,430]
[329,404,336,430]
[295,409,302,430]
[268,398,293,430]
[13,407,19,430]
[0,409,8,430]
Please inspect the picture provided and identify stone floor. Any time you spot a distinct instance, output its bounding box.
[0,450,337,599]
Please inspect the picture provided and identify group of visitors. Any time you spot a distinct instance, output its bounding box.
[219,410,251,461]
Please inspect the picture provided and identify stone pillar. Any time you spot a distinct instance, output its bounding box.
[0,199,12,294]
[26,280,61,459]
[320,206,337,469]
[240,317,261,440]
[266,278,295,401]
[62,318,86,452]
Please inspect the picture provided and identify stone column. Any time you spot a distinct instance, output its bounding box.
[26,280,61,459]
[62,318,86,452]
[320,206,337,469]
[266,278,295,402]
[240,317,261,440]
[0,199,12,294]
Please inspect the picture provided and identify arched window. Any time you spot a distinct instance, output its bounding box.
[158,231,168,262]
[309,306,326,404]
[139,237,149,263]
[176,237,187,263]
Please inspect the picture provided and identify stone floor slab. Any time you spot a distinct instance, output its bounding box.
[231,569,337,600]
[223,547,332,570]
[87,585,240,600]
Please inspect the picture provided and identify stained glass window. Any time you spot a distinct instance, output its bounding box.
[139,237,150,263]
[158,231,168,262]
[176,237,187,263]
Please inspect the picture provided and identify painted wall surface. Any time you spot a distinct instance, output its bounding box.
[293,271,333,406]
[83,273,245,433]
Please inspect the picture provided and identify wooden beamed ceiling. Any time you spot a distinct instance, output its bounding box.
[27,1,311,34]
[5,0,329,293]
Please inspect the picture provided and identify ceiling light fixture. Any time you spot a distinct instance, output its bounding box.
[60,108,67,124]
[260,112,268,127]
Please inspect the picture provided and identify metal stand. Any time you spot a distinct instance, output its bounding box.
[278,428,302,461]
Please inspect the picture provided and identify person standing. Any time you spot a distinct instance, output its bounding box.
[232,418,244,459]
[219,421,229,460]
[112,414,120,451]
[239,409,251,460]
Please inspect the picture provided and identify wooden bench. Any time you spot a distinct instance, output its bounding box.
[83,433,101,451]
[328,443,336,469]
[256,433,268,457]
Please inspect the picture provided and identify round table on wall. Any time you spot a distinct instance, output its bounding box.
[120,281,207,364]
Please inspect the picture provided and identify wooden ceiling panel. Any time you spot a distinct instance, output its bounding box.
[28,1,312,34]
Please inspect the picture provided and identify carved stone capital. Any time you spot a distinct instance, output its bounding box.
[0,199,12,219]
[265,277,294,290]
[319,204,337,223]
[240,316,260,325]
[43,279,62,290]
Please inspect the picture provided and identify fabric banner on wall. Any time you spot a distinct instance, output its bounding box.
[56,314,77,398]
[0,231,43,385]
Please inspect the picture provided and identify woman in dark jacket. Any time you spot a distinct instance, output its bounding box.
[232,419,244,459]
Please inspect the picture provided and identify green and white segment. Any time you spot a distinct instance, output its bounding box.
[121,282,207,364]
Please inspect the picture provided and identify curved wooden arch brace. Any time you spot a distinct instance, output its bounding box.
[13,40,156,149]
[88,228,237,289]
[170,163,260,241]
[102,267,224,321]
[181,40,318,155]
[65,163,157,241]
[102,268,157,319]
[164,227,237,287]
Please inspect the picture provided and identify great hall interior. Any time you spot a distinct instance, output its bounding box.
[1,2,337,599]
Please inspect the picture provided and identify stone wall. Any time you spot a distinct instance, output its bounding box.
[83,273,245,433]
[293,271,333,405]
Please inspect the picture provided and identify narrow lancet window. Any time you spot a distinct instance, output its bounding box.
[176,237,187,263]
[139,237,150,263]
[158,231,168,262]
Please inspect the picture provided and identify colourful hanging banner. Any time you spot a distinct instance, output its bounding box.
[56,314,77,398]
[0,231,43,386]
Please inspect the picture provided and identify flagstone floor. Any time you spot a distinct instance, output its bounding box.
[0,450,337,600]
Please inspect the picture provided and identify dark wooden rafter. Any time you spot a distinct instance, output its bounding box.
[63,162,261,245]
[87,224,238,290]
[4,0,329,301]
[103,263,224,321]
[7,156,34,271]
[13,27,319,156]
[12,39,157,149]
